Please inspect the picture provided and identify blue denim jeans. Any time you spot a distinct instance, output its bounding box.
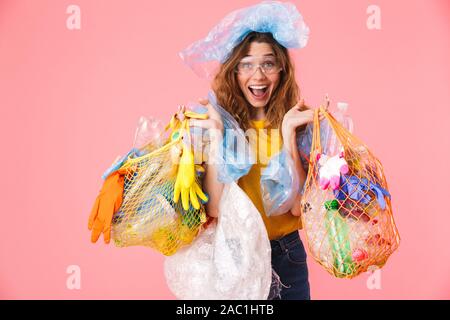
[270,230,311,300]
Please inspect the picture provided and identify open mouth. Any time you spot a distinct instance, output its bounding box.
[248,85,269,100]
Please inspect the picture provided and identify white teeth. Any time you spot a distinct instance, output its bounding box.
[249,85,268,89]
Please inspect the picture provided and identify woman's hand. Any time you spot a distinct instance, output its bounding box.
[188,98,224,136]
[186,98,225,219]
[281,99,325,136]
[186,98,225,164]
[281,99,325,151]
[290,193,303,217]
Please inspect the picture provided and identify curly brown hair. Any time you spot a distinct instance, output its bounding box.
[211,31,308,134]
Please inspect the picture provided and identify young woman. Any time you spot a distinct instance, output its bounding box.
[186,29,326,300]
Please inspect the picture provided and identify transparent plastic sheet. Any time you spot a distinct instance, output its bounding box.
[101,116,166,180]
[255,118,331,221]
[268,269,284,300]
[133,116,165,152]
[260,117,336,217]
[179,1,310,80]
[164,181,275,299]
[260,148,299,216]
[207,90,254,183]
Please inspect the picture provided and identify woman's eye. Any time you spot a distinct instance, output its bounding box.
[242,63,252,69]
[263,62,275,68]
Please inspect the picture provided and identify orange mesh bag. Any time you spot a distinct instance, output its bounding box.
[300,107,400,278]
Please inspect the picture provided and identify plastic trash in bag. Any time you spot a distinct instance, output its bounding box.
[300,107,400,278]
[89,108,213,256]
[296,101,354,190]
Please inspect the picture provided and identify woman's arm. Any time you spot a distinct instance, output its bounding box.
[281,99,323,216]
[283,130,305,216]
[188,98,225,218]
[202,129,224,218]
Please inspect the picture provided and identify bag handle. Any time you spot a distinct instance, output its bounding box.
[303,105,342,191]
[311,106,353,158]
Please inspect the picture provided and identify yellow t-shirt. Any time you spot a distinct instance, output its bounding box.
[237,119,302,240]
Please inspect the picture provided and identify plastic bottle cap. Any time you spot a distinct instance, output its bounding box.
[337,102,349,112]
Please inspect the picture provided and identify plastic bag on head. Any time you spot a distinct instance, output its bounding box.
[179,1,310,80]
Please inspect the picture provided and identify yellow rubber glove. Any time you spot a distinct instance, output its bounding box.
[184,110,208,120]
[173,141,208,210]
[88,168,128,244]
[165,107,208,132]
[167,106,209,210]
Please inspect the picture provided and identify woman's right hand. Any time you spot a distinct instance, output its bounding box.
[188,98,224,136]
[188,98,225,219]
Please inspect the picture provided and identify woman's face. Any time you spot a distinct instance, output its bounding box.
[236,42,281,111]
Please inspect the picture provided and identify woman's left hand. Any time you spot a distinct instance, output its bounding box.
[282,99,325,131]
[281,99,325,144]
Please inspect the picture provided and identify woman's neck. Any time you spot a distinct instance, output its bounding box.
[251,107,266,121]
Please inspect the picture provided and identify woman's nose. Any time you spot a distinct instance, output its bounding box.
[252,66,267,79]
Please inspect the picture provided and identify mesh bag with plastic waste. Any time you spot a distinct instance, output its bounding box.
[110,110,210,256]
[300,108,400,278]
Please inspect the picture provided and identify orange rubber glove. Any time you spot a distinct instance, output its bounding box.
[88,167,128,244]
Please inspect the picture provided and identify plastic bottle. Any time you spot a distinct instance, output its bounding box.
[326,102,354,156]
[324,199,355,277]
[335,102,354,134]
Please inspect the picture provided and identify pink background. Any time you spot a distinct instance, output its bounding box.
[0,0,449,299]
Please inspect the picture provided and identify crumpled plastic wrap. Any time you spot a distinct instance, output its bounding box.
[260,148,299,216]
[296,119,334,183]
[259,118,334,217]
[206,90,255,183]
[164,181,274,300]
[179,1,310,80]
[101,116,166,180]
[132,115,165,152]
